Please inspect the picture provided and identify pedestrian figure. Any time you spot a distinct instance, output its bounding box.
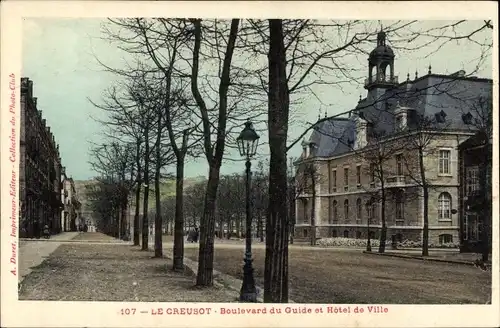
[43,224,50,239]
[187,229,195,243]
[34,219,41,239]
[193,227,199,243]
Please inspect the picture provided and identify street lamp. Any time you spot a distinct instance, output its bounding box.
[236,120,260,302]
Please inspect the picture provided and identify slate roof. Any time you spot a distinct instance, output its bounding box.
[304,73,492,159]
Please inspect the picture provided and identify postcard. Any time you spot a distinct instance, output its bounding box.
[1,1,498,327]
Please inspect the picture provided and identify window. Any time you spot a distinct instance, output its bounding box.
[343,230,349,238]
[369,163,376,185]
[332,169,337,192]
[368,197,378,224]
[356,165,361,187]
[466,166,480,195]
[438,150,451,174]
[332,200,338,222]
[302,198,309,223]
[331,230,337,238]
[356,231,361,239]
[395,117,402,130]
[396,154,403,176]
[439,234,453,244]
[344,200,349,222]
[356,198,362,223]
[438,192,452,220]
[343,167,349,191]
[395,190,404,223]
[463,216,469,240]
[369,231,376,239]
[303,229,308,238]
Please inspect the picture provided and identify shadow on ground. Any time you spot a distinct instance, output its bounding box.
[19,244,237,302]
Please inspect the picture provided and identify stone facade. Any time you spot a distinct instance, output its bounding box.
[293,30,492,246]
[61,171,82,231]
[295,135,465,244]
[73,180,98,231]
[19,77,64,237]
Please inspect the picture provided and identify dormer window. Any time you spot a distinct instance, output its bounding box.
[394,104,409,131]
[462,112,473,125]
[435,110,447,123]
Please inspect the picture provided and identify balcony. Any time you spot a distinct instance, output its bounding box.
[364,75,399,88]
[386,175,406,188]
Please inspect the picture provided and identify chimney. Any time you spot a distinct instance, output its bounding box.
[301,139,310,158]
[47,127,51,134]
[21,78,29,93]
[33,97,37,107]
[355,116,368,149]
[28,80,33,98]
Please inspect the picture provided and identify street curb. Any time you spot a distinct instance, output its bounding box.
[362,250,490,267]
[19,238,129,244]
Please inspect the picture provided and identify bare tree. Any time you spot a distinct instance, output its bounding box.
[188,19,241,286]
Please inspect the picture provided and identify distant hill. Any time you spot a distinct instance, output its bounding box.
[74,176,207,211]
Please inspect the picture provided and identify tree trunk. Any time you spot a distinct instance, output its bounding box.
[133,141,142,246]
[264,19,290,303]
[419,148,429,257]
[121,200,128,240]
[196,165,220,286]
[154,142,162,257]
[190,19,239,287]
[142,127,150,251]
[378,184,387,253]
[310,170,316,246]
[173,155,186,271]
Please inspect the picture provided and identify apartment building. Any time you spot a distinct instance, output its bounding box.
[19,77,63,237]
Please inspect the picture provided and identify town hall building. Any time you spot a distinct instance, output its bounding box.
[294,30,492,246]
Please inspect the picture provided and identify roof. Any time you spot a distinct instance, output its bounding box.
[303,74,492,159]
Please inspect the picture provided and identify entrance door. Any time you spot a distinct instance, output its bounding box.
[465,213,480,241]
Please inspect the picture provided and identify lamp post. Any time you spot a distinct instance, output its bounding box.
[237,120,260,302]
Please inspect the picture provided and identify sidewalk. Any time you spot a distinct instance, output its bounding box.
[156,241,273,303]
[364,248,491,266]
[19,238,239,302]
[18,232,80,284]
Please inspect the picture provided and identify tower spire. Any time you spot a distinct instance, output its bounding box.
[365,28,395,91]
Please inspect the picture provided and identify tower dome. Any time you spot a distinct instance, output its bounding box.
[369,31,395,60]
[365,30,398,91]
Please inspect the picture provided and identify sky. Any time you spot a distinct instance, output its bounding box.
[22,19,493,180]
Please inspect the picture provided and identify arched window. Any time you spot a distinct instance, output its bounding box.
[438,192,452,220]
[303,229,308,238]
[331,229,337,238]
[356,198,362,223]
[344,200,349,222]
[332,200,338,222]
[343,230,349,238]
